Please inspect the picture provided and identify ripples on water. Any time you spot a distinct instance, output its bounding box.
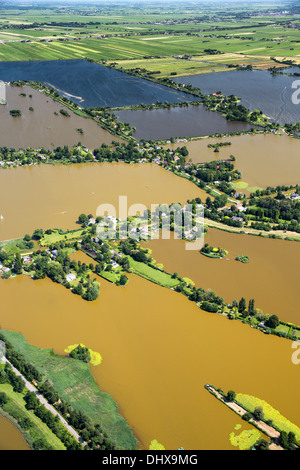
[174,68,300,124]
[0,59,195,108]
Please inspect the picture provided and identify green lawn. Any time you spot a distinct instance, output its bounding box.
[99,270,121,283]
[40,229,87,247]
[0,238,33,255]
[275,323,300,340]
[128,256,180,288]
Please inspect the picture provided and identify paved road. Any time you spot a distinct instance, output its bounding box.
[3,357,86,447]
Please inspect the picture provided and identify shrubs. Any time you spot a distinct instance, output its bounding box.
[9,109,22,117]
[0,391,8,405]
[242,411,252,422]
[235,254,249,263]
[59,109,70,117]
[226,390,236,402]
[200,301,219,313]
[69,345,91,363]
[265,314,280,329]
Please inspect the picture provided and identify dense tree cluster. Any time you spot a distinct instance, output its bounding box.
[69,345,91,363]
[0,335,119,450]
[247,195,300,223]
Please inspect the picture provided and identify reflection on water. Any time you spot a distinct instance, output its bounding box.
[0,274,299,450]
[115,105,254,141]
[0,59,195,108]
[0,85,123,150]
[174,69,300,124]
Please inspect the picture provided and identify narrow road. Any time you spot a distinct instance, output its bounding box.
[3,357,86,447]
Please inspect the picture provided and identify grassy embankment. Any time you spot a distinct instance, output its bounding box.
[127,256,180,288]
[0,330,137,450]
[0,380,66,450]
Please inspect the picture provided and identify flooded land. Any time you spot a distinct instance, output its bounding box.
[0,59,195,108]
[0,272,299,450]
[0,35,299,452]
[0,161,208,241]
[115,105,254,141]
[0,156,299,450]
[0,85,124,150]
[0,416,29,450]
[174,69,300,124]
[145,228,300,324]
[166,133,300,191]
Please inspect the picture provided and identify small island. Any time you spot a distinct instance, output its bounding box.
[9,109,22,117]
[200,243,228,259]
[235,254,250,263]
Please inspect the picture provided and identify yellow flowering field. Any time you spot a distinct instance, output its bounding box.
[236,393,300,441]
[149,439,165,450]
[229,428,262,450]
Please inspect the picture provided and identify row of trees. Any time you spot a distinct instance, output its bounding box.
[0,334,119,450]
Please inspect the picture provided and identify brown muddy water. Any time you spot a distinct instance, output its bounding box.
[0,85,123,149]
[0,273,299,450]
[166,133,300,192]
[0,415,29,450]
[0,159,299,450]
[145,228,300,325]
[0,162,208,241]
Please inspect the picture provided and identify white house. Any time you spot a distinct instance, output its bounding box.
[65,273,76,283]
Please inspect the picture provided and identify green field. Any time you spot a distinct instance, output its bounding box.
[0,330,137,450]
[40,228,86,247]
[0,2,298,74]
[128,256,180,288]
[0,238,33,255]
[1,31,299,65]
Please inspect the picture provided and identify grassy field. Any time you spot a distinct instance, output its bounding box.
[113,53,284,77]
[0,2,298,74]
[0,382,66,450]
[1,32,299,65]
[40,228,86,247]
[0,330,137,450]
[128,256,180,288]
[0,238,35,255]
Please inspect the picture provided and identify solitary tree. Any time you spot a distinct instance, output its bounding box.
[238,297,246,314]
[226,390,236,402]
[266,314,280,329]
[253,406,264,421]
